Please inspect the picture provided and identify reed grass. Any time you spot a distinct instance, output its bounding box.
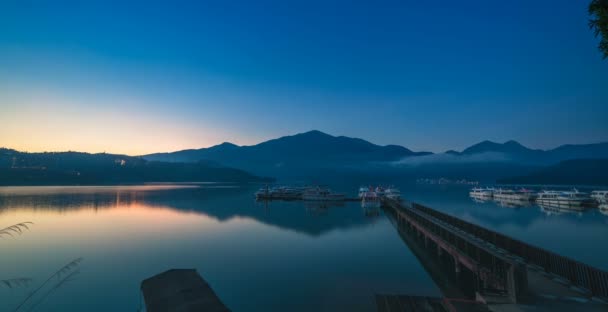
[25,270,80,312]
[0,222,34,239]
[1,278,32,289]
[13,257,83,312]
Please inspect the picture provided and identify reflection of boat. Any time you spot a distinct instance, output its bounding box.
[361,191,381,209]
[495,198,531,208]
[539,203,588,215]
[536,189,595,207]
[302,187,345,201]
[591,190,608,204]
[362,206,380,217]
[599,204,608,216]
[471,197,489,204]
[469,187,494,198]
[385,187,401,200]
[303,200,345,212]
[255,185,310,200]
[494,188,536,201]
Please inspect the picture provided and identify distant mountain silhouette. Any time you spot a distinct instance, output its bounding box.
[0,148,270,185]
[498,159,608,185]
[143,130,432,178]
[461,140,541,156]
[447,140,608,165]
[143,132,608,181]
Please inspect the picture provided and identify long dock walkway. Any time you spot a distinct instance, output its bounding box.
[381,198,608,311]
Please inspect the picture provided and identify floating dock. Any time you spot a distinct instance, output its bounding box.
[140,269,230,312]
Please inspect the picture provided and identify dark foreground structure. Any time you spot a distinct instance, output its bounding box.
[375,295,490,312]
[140,269,230,312]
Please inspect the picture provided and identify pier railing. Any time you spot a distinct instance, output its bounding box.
[409,202,608,300]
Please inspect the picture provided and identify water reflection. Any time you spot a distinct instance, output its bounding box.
[1,184,438,312]
[538,203,589,216]
[2,184,607,311]
[599,204,608,216]
[0,185,374,237]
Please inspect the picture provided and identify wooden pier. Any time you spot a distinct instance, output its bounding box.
[381,198,608,307]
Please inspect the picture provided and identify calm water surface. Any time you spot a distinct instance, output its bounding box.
[1,183,607,311]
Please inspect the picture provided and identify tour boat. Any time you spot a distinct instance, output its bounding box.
[358,186,370,199]
[255,185,309,200]
[591,190,608,204]
[469,187,494,198]
[535,189,594,207]
[385,187,401,200]
[375,186,386,197]
[361,191,381,208]
[302,187,345,201]
[493,188,536,202]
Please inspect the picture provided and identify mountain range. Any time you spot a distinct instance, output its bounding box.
[142,130,608,183]
[0,148,270,185]
[2,130,606,185]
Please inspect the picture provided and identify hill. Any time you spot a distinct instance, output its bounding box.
[0,148,270,185]
[143,130,432,178]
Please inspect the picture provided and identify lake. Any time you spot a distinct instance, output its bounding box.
[1,183,607,311]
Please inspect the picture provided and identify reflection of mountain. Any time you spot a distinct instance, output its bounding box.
[0,186,373,237]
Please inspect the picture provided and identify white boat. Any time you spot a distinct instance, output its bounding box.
[255,185,311,200]
[591,190,608,204]
[493,188,536,202]
[361,191,381,208]
[302,187,345,201]
[358,186,370,199]
[469,187,494,198]
[536,189,594,207]
[375,186,386,197]
[385,187,401,200]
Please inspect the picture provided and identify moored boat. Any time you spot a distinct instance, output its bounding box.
[358,186,370,199]
[361,191,381,208]
[469,187,494,198]
[591,190,608,204]
[385,187,401,200]
[255,185,311,200]
[302,187,345,201]
[493,188,536,202]
[535,189,595,207]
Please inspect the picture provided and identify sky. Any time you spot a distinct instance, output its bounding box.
[1,0,607,155]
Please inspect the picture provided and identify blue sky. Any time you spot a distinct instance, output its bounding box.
[1,0,607,154]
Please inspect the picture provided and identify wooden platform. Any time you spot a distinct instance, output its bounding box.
[375,295,490,312]
[140,269,230,312]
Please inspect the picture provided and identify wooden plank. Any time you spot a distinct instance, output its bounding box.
[141,269,230,312]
